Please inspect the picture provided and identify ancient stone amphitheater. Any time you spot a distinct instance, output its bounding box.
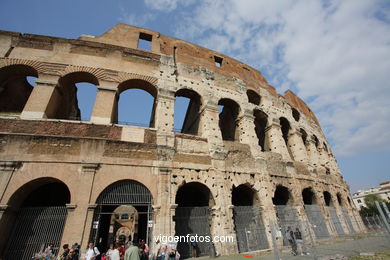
[0,24,364,259]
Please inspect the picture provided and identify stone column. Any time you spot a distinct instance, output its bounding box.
[237,109,262,157]
[154,89,175,147]
[200,102,224,150]
[307,139,320,167]
[20,74,60,119]
[90,81,118,124]
[287,130,308,163]
[76,164,100,250]
[152,167,174,239]
[80,204,97,249]
[0,161,21,204]
[317,142,329,167]
[265,122,291,160]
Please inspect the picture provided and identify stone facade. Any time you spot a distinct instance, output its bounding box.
[0,24,364,259]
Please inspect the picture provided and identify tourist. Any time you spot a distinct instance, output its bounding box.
[139,244,148,260]
[191,240,198,258]
[60,244,70,260]
[139,240,149,255]
[107,243,121,260]
[285,227,297,256]
[66,248,79,260]
[72,243,81,259]
[294,227,308,255]
[124,240,140,260]
[85,242,100,260]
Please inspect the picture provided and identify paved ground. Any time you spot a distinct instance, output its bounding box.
[195,232,390,260]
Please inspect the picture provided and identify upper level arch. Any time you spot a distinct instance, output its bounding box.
[272,185,293,206]
[115,79,158,127]
[0,64,38,115]
[53,71,99,120]
[253,109,268,151]
[302,187,317,205]
[232,184,260,206]
[246,89,261,105]
[218,98,241,141]
[175,181,215,207]
[174,88,202,135]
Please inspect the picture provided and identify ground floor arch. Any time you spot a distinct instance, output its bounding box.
[232,184,268,252]
[174,182,214,258]
[1,178,70,260]
[89,180,153,253]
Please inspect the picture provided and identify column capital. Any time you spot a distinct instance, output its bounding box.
[66,204,77,211]
[0,161,22,171]
[87,204,97,210]
[35,79,58,87]
[0,204,9,212]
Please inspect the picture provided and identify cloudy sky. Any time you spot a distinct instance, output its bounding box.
[0,0,389,193]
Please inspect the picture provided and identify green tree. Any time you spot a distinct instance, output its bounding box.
[359,194,390,217]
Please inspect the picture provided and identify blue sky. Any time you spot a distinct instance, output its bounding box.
[1,0,389,193]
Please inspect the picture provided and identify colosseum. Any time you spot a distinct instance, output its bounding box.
[0,24,364,259]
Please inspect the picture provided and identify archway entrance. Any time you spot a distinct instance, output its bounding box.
[3,179,70,260]
[324,191,344,235]
[302,188,330,239]
[89,180,153,252]
[175,182,213,258]
[232,184,269,252]
[272,185,302,246]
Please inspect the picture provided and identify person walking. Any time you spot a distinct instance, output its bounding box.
[294,227,308,255]
[124,241,140,260]
[285,227,297,256]
[85,242,100,260]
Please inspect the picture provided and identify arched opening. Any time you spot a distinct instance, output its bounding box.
[337,193,343,206]
[323,142,328,153]
[2,178,70,260]
[90,180,153,252]
[53,72,98,120]
[246,89,260,105]
[253,109,268,151]
[175,182,214,258]
[302,188,330,238]
[313,135,320,151]
[273,185,290,205]
[218,98,240,141]
[116,79,157,127]
[323,191,332,206]
[292,108,300,122]
[302,187,316,205]
[0,65,38,116]
[300,128,308,146]
[324,192,344,235]
[272,186,299,246]
[174,89,201,135]
[232,184,268,252]
[279,117,290,145]
[232,184,257,206]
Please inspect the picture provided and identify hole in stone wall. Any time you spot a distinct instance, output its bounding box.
[292,108,300,121]
[247,90,261,105]
[337,193,343,206]
[300,128,308,146]
[138,32,152,51]
[214,56,223,67]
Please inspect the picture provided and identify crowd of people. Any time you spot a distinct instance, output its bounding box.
[34,239,181,260]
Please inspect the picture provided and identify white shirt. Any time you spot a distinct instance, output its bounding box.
[85,247,100,260]
[107,248,120,260]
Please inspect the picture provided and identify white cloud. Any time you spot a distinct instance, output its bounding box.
[118,8,155,27]
[144,0,196,11]
[174,0,390,157]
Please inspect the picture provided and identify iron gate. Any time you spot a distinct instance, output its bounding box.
[275,205,307,245]
[341,208,355,233]
[233,206,269,252]
[5,206,68,260]
[326,206,344,235]
[175,207,211,258]
[89,180,153,249]
[304,205,330,239]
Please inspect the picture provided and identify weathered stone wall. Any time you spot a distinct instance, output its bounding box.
[0,24,364,258]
